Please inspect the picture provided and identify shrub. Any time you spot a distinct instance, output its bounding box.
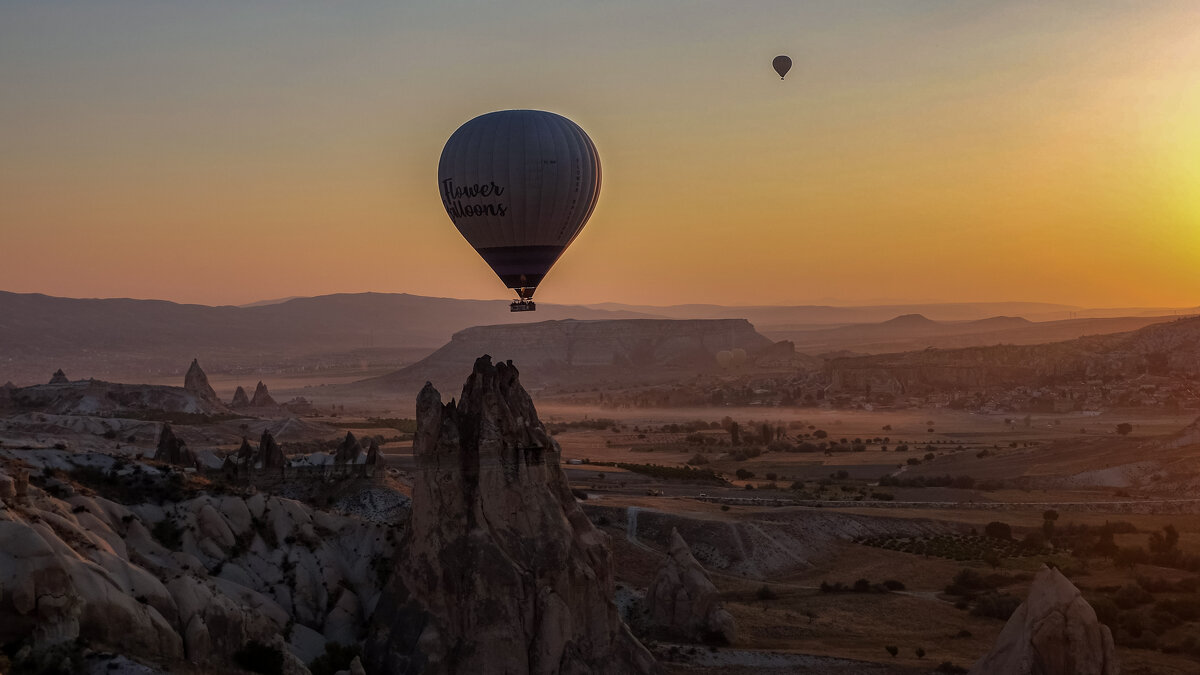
[308,642,361,675]
[233,640,284,675]
[151,518,184,551]
[971,593,1022,620]
[883,579,906,591]
[885,645,898,657]
[983,521,1012,540]
[756,584,777,601]
[735,468,755,480]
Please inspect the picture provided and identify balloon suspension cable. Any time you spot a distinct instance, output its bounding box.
[510,287,536,312]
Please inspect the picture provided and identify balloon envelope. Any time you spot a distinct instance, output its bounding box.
[772,55,792,79]
[438,110,602,298]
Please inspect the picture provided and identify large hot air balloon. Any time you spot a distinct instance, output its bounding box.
[772,55,792,80]
[438,109,601,312]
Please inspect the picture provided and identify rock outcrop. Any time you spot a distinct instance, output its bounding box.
[258,430,286,469]
[49,369,69,385]
[183,359,219,403]
[251,381,278,408]
[968,566,1117,675]
[0,460,394,673]
[645,528,736,644]
[367,355,656,674]
[153,423,197,468]
[335,432,363,464]
[231,386,251,408]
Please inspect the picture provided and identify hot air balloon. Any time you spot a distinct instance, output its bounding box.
[772,55,792,80]
[438,110,602,312]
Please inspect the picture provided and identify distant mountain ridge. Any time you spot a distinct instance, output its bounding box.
[828,315,1200,394]
[0,291,654,385]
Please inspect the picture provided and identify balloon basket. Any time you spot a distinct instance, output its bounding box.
[510,299,537,312]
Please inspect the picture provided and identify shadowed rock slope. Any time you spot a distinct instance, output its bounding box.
[366,355,657,674]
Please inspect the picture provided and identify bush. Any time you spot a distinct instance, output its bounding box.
[984,521,1012,540]
[735,468,755,480]
[309,643,361,675]
[1114,584,1153,610]
[151,518,184,551]
[883,579,906,591]
[971,593,1022,620]
[756,584,777,601]
[885,645,898,657]
[233,640,284,675]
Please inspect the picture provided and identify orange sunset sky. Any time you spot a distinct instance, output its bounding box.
[2,1,1199,308]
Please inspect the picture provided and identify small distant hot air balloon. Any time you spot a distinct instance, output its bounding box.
[772,55,792,80]
[438,110,601,312]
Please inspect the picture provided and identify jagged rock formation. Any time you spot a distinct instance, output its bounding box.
[968,566,1117,675]
[153,423,197,468]
[335,432,363,464]
[258,430,286,469]
[251,381,278,408]
[2,381,15,389]
[645,528,736,644]
[184,359,220,403]
[367,355,657,674]
[231,386,251,408]
[49,369,69,385]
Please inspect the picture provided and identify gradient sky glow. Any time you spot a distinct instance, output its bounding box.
[2,1,1199,308]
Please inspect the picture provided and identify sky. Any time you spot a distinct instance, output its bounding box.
[2,1,1199,308]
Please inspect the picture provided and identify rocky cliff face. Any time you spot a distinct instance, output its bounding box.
[365,318,775,393]
[367,356,657,674]
[184,359,220,403]
[646,529,736,644]
[968,566,1117,675]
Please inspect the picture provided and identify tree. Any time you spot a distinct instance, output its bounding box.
[915,647,926,659]
[813,429,828,439]
[983,521,1012,541]
[886,646,898,657]
[1116,423,1133,436]
[1149,524,1179,555]
[729,422,740,446]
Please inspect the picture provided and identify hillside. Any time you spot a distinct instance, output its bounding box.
[766,314,1175,355]
[0,292,653,385]
[357,318,777,394]
[828,315,1200,395]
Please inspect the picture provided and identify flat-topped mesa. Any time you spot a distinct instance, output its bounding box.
[367,355,657,675]
[183,359,219,403]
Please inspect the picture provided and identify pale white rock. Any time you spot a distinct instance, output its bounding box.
[646,528,737,644]
[969,566,1118,675]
